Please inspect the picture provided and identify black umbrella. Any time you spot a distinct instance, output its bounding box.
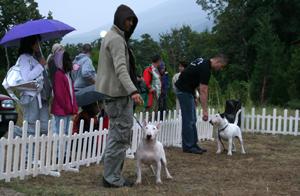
[75,85,109,107]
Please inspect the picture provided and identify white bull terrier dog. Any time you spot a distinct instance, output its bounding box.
[209,109,246,156]
[135,122,173,184]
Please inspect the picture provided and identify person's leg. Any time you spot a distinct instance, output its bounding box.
[102,97,133,187]
[21,96,39,161]
[192,105,199,147]
[176,91,198,151]
[39,100,49,135]
[54,115,72,160]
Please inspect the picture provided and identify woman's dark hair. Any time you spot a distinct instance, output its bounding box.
[82,43,92,54]
[151,54,161,63]
[179,60,188,68]
[82,102,99,116]
[18,35,41,56]
[62,51,73,73]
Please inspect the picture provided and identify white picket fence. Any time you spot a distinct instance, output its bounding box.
[241,108,299,136]
[0,109,213,182]
[0,107,299,182]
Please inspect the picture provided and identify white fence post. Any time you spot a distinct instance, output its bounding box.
[1,106,300,182]
[241,107,245,131]
[295,110,299,136]
[20,121,28,180]
[0,137,5,180]
[251,108,255,132]
[272,109,277,135]
[262,108,266,131]
[5,121,14,182]
[283,109,288,135]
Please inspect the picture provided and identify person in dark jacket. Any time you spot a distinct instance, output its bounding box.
[158,61,170,120]
[95,4,143,188]
[175,54,228,155]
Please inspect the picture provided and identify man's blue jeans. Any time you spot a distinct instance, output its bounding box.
[176,90,199,151]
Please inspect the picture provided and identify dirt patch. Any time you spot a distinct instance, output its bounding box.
[0,133,300,195]
[0,187,24,196]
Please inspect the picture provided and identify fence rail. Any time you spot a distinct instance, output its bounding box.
[0,109,213,182]
[241,108,299,136]
[0,107,299,182]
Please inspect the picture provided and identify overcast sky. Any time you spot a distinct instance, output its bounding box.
[36,0,169,35]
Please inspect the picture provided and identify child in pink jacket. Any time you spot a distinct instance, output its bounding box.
[51,51,78,135]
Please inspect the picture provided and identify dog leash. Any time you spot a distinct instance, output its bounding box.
[133,115,144,130]
[218,124,228,152]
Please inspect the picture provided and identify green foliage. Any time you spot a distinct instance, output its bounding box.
[1,0,300,110]
[130,34,161,74]
[287,46,300,100]
[287,99,300,109]
[195,0,300,108]
[249,12,286,105]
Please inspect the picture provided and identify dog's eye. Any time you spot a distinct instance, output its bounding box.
[153,127,155,130]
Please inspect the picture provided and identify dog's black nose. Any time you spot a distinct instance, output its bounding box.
[209,120,213,125]
[146,135,152,140]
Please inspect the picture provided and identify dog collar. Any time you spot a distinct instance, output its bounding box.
[218,124,228,132]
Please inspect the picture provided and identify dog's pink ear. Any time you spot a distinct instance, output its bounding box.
[156,122,160,129]
[143,120,147,127]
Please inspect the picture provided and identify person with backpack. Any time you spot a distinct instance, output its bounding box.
[72,43,96,92]
[158,61,170,120]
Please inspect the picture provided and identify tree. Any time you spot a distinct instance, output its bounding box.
[0,0,43,69]
[287,46,300,100]
[131,34,161,75]
[250,12,286,105]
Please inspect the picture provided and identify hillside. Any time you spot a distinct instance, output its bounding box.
[62,0,212,44]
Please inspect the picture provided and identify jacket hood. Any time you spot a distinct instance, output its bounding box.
[114,4,138,41]
[74,53,88,62]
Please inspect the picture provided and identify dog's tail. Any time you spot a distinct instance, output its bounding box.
[234,109,242,125]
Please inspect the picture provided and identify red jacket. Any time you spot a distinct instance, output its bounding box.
[51,70,78,115]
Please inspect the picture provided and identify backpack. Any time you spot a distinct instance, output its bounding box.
[2,57,43,102]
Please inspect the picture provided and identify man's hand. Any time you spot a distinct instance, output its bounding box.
[131,93,144,105]
[202,110,208,121]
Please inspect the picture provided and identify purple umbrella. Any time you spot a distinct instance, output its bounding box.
[0,19,75,47]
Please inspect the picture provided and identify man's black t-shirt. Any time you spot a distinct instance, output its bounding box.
[175,58,211,95]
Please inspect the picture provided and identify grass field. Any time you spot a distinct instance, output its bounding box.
[1,133,300,196]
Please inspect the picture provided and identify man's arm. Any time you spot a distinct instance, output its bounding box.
[198,84,209,121]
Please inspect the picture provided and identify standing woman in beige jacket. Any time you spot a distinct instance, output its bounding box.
[95,4,143,188]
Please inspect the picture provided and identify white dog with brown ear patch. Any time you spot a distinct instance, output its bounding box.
[209,109,246,156]
[135,122,172,184]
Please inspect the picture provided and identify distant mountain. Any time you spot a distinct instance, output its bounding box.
[62,0,212,44]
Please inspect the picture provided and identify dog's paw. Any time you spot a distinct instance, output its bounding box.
[227,152,232,156]
[166,175,173,179]
[156,179,162,184]
[135,179,142,185]
[216,150,222,154]
[241,151,246,154]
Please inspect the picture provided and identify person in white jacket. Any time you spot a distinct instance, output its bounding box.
[17,35,49,137]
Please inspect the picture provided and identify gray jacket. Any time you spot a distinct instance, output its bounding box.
[95,25,137,97]
[72,53,96,90]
